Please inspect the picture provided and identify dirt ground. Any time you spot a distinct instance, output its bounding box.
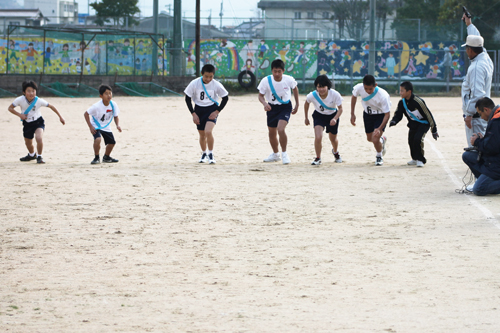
[1,94,499,332]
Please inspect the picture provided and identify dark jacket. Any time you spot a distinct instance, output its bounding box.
[474,105,500,179]
[391,94,437,133]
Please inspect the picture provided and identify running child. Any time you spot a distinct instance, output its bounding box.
[258,59,299,164]
[184,64,229,164]
[389,81,439,167]
[350,75,391,166]
[84,84,122,165]
[8,80,65,164]
[304,74,343,165]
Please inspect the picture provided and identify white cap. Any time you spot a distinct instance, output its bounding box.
[462,35,484,48]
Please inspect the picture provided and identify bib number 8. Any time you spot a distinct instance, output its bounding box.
[200,91,205,100]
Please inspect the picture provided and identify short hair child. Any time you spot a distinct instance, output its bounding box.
[350,74,392,165]
[304,75,344,165]
[84,84,122,164]
[184,63,229,164]
[389,81,439,167]
[257,58,299,164]
[8,80,65,164]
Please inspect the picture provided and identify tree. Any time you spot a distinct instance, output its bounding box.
[376,0,394,41]
[90,0,140,27]
[327,0,370,40]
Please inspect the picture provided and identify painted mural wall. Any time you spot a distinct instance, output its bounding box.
[1,36,465,81]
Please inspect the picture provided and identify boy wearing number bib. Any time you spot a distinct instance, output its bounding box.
[304,75,344,165]
[389,81,439,167]
[8,80,66,164]
[350,75,391,166]
[84,85,122,165]
[257,59,299,164]
[184,64,229,164]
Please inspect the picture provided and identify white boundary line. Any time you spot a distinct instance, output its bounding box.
[426,138,500,229]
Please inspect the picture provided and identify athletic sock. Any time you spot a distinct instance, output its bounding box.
[95,155,99,159]
[208,150,213,155]
[29,152,36,157]
[376,152,382,157]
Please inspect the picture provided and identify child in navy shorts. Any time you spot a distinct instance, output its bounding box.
[84,84,122,165]
[257,59,299,164]
[304,75,344,165]
[8,80,65,164]
[184,64,229,164]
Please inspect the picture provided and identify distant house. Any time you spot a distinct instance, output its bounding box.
[24,0,78,25]
[0,9,49,34]
[223,20,264,39]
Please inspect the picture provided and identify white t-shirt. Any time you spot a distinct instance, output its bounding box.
[184,77,228,107]
[306,89,343,115]
[258,74,297,105]
[12,96,49,122]
[86,100,120,132]
[352,83,391,114]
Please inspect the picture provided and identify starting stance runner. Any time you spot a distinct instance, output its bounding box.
[184,64,229,164]
[84,84,122,164]
[389,81,439,167]
[304,75,343,165]
[258,59,299,164]
[8,80,65,164]
[351,75,391,166]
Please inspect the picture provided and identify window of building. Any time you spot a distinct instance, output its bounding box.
[294,12,301,19]
[9,21,20,26]
[323,12,330,19]
[307,12,314,19]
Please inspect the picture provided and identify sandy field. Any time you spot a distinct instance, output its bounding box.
[1,93,500,332]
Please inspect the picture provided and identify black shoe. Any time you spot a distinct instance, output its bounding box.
[91,157,100,165]
[20,154,37,162]
[103,155,119,163]
[36,156,45,164]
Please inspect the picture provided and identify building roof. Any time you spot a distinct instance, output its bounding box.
[0,9,45,18]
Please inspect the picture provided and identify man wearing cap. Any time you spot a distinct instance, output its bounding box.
[461,13,494,147]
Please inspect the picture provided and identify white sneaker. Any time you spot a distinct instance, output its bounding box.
[208,153,216,164]
[407,160,417,165]
[311,157,321,165]
[263,152,280,162]
[381,136,387,156]
[375,156,383,166]
[332,150,343,163]
[282,152,291,164]
[416,160,424,167]
[466,184,474,192]
[199,152,208,163]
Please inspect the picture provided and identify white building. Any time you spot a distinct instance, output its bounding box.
[0,9,49,34]
[24,0,78,24]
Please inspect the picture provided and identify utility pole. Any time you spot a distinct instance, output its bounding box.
[172,0,182,76]
[219,0,223,30]
[195,0,200,77]
[153,0,159,75]
[368,0,376,75]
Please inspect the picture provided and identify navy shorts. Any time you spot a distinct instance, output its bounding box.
[363,112,386,134]
[313,111,339,134]
[93,130,116,145]
[267,103,292,128]
[23,117,45,139]
[194,103,218,131]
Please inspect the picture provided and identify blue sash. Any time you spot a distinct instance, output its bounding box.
[267,75,290,104]
[21,96,38,122]
[362,87,379,101]
[403,98,429,124]
[201,79,219,106]
[92,101,115,130]
[312,91,337,111]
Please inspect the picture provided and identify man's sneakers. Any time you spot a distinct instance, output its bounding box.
[263,152,281,163]
[36,156,45,164]
[375,156,383,166]
[381,136,387,156]
[408,160,425,167]
[199,152,208,163]
[208,153,216,164]
[20,153,37,162]
[333,150,343,163]
[103,155,119,163]
[91,156,100,164]
[466,184,474,193]
[282,152,291,165]
[311,157,321,165]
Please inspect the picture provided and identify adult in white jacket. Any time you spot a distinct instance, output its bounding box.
[462,13,494,147]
